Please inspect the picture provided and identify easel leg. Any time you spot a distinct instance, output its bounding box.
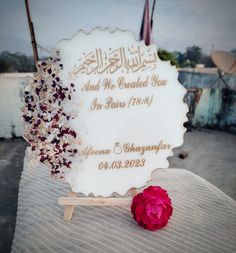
[128,187,138,197]
[63,191,77,221]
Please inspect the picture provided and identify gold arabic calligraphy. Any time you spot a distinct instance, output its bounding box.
[73,46,158,75]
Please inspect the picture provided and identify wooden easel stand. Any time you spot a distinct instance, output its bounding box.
[59,189,138,221]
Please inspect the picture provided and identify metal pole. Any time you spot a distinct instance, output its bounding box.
[25,0,39,68]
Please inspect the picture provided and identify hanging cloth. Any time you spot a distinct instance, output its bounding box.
[140,0,156,45]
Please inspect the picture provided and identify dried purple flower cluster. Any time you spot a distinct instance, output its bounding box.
[22,53,78,178]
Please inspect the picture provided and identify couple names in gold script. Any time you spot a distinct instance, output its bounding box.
[80,141,172,159]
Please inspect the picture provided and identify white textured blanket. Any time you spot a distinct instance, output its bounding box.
[12,148,236,253]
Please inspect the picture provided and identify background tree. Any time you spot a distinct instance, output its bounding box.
[185,46,203,65]
[0,51,34,73]
[201,55,215,67]
[174,51,186,67]
[158,49,179,67]
[231,49,236,56]
[0,58,10,72]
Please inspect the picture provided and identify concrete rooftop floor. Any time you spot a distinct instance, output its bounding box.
[0,129,236,253]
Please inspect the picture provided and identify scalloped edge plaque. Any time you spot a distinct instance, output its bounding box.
[23,28,188,197]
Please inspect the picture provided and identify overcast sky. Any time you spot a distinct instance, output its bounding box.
[0,0,235,56]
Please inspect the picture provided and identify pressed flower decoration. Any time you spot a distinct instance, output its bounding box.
[22,51,79,179]
[131,186,173,231]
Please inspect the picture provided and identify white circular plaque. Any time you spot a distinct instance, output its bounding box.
[33,28,188,197]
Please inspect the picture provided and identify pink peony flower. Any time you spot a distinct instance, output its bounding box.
[131,186,173,231]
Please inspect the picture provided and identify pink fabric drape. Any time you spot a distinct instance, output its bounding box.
[140,0,151,46]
